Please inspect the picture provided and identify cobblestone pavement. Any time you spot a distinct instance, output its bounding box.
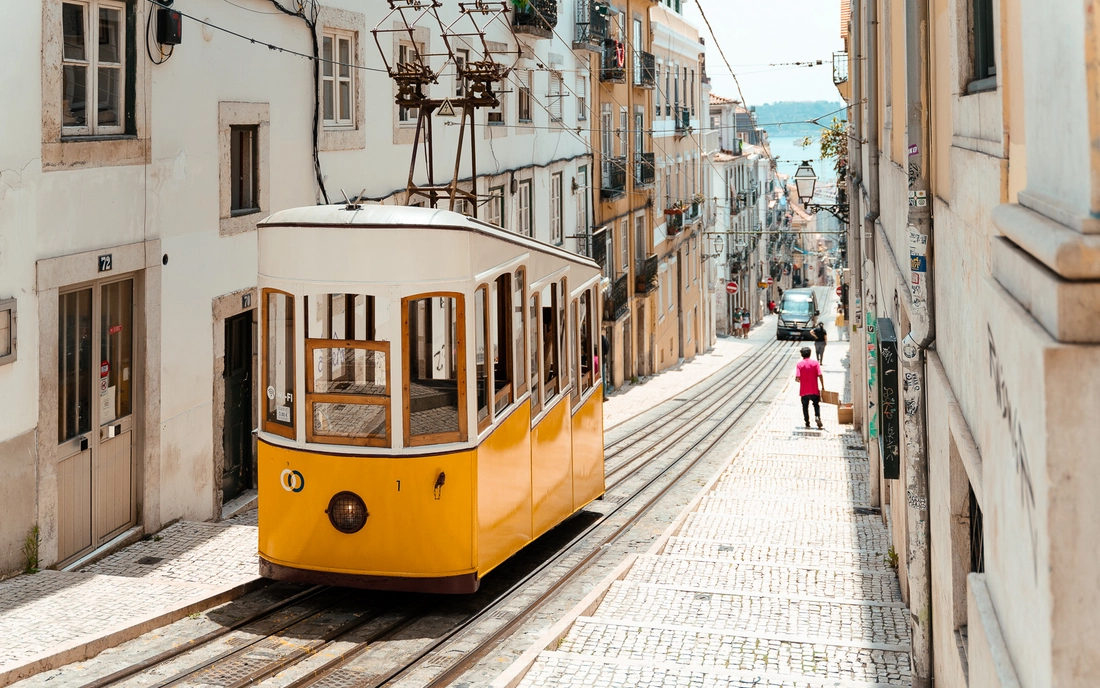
[0,519,260,686]
[517,324,912,687]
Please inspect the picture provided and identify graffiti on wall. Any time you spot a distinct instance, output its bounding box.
[987,324,1038,582]
[866,310,879,439]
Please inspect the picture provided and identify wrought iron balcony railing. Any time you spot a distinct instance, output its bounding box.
[573,0,608,49]
[513,0,558,39]
[601,39,626,83]
[635,253,659,294]
[605,273,630,321]
[601,156,627,199]
[675,106,691,133]
[635,51,656,88]
[833,51,849,85]
[634,152,655,187]
[666,211,683,235]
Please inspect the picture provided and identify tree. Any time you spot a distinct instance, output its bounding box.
[797,117,848,174]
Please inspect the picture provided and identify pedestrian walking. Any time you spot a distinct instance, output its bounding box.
[811,322,827,363]
[795,346,825,429]
[741,310,751,337]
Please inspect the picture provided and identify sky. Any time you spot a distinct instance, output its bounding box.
[683,0,845,107]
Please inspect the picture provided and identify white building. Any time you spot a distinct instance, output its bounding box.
[0,0,592,574]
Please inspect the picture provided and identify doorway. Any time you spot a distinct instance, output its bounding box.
[56,278,136,564]
[222,311,254,502]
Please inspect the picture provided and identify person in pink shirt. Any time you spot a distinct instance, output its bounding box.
[795,346,825,428]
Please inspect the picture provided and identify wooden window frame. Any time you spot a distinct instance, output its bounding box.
[305,339,391,447]
[492,274,514,418]
[475,284,492,433]
[550,173,563,245]
[401,292,468,447]
[513,267,528,399]
[262,288,296,440]
[321,28,355,129]
[61,0,128,137]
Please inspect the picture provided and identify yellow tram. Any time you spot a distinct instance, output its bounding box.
[255,204,605,593]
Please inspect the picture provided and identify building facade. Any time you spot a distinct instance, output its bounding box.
[0,0,595,575]
[842,0,1100,685]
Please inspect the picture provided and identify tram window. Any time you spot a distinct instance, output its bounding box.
[529,293,541,416]
[513,268,527,398]
[542,283,560,401]
[559,278,570,397]
[307,342,390,446]
[264,290,295,439]
[579,290,593,393]
[404,295,467,445]
[474,286,490,432]
[306,294,377,341]
[492,273,513,416]
[570,299,581,403]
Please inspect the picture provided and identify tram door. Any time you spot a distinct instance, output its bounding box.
[57,278,136,563]
[223,312,253,502]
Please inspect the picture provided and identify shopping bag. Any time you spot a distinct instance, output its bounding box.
[822,390,840,405]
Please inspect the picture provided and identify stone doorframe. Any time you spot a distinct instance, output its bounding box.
[35,239,162,568]
[211,288,258,517]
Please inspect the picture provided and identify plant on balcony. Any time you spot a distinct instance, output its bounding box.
[664,200,685,215]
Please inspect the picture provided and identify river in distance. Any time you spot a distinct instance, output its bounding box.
[764,134,839,187]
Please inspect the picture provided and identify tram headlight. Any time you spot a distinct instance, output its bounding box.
[326,491,368,534]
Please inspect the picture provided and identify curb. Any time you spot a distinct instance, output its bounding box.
[0,576,267,688]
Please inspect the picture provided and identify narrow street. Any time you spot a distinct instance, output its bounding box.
[0,289,913,688]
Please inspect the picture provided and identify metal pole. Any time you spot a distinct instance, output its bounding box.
[864,0,882,509]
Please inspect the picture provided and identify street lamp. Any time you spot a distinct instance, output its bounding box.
[793,160,818,205]
[790,160,848,226]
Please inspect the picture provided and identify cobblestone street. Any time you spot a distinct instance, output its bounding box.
[514,326,912,687]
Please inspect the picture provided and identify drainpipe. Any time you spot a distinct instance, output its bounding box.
[901,0,935,685]
[863,0,882,509]
[847,0,864,430]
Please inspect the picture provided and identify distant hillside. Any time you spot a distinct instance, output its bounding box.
[752,101,846,139]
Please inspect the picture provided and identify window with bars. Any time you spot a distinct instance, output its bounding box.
[61,0,126,136]
[322,30,354,128]
[551,173,563,245]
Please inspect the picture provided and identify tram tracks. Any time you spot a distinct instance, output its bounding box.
[80,339,795,688]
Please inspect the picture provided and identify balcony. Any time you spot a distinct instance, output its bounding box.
[833,51,851,101]
[513,0,558,39]
[675,106,691,135]
[601,156,627,199]
[605,273,630,321]
[600,39,626,83]
[665,210,683,235]
[634,152,655,187]
[635,253,658,294]
[634,50,656,89]
[573,0,608,50]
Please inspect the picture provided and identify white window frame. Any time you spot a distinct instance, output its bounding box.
[488,80,505,125]
[321,28,355,129]
[398,43,420,125]
[455,48,469,97]
[548,70,563,122]
[576,76,587,121]
[518,70,533,123]
[487,186,504,227]
[61,0,126,136]
[619,218,629,276]
[576,165,589,244]
[0,298,16,366]
[517,180,533,237]
[550,173,563,245]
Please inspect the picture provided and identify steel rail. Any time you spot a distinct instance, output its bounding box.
[390,344,796,688]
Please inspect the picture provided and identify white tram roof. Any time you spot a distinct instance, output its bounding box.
[258,203,598,286]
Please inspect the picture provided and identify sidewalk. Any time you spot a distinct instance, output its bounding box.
[0,513,261,688]
[604,335,755,431]
[498,335,912,686]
